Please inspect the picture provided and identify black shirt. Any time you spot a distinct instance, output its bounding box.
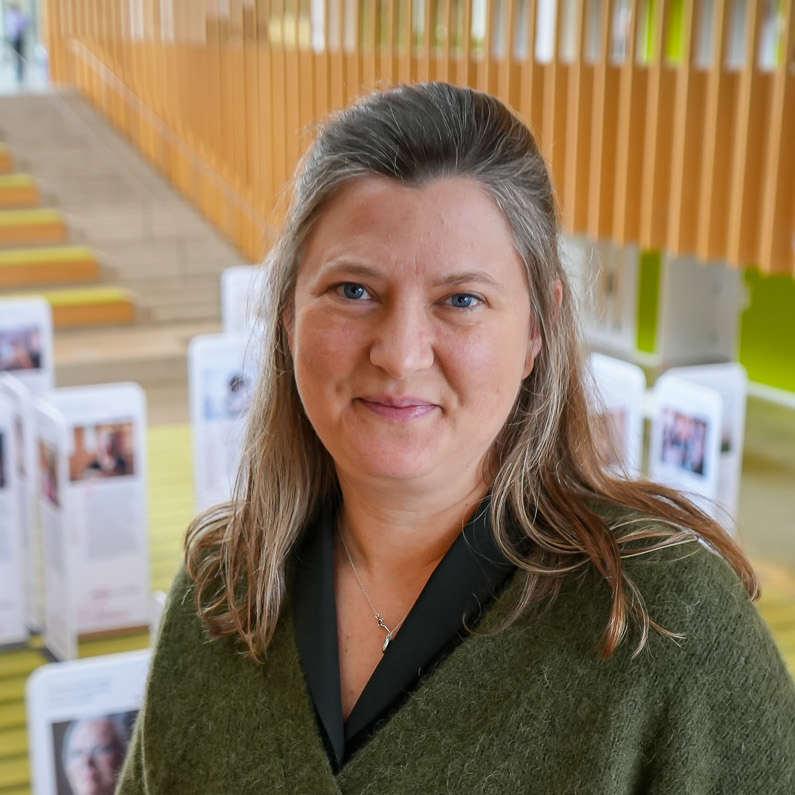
[293,497,515,770]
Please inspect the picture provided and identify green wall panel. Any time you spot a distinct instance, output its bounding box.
[636,249,662,354]
[739,268,795,394]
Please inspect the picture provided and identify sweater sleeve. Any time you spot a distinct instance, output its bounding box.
[630,545,795,794]
[115,711,146,794]
[114,569,196,795]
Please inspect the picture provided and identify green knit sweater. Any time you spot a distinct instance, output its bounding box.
[117,542,795,794]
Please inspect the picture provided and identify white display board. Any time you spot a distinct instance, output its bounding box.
[49,383,151,635]
[0,373,39,631]
[221,265,265,334]
[662,363,748,519]
[587,353,646,477]
[27,649,151,795]
[0,385,27,646]
[650,375,723,519]
[0,297,54,396]
[189,333,260,511]
[35,399,77,662]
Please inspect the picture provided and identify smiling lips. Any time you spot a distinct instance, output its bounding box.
[356,395,439,421]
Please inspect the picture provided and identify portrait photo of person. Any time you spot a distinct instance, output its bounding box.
[53,712,136,795]
[0,326,42,373]
[69,423,135,483]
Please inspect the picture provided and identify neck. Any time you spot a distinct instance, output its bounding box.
[335,474,489,577]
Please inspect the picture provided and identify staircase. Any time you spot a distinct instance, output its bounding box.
[0,92,247,419]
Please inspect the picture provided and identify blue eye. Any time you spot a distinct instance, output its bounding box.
[448,293,481,309]
[339,283,369,300]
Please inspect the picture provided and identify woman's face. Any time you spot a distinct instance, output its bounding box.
[286,176,541,498]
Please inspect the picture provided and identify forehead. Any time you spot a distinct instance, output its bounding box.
[71,720,115,745]
[299,176,524,279]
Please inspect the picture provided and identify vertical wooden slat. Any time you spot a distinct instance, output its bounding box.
[454,0,471,88]
[612,0,641,244]
[726,0,764,266]
[759,0,794,274]
[666,0,697,254]
[639,0,667,248]
[561,0,587,231]
[586,0,612,240]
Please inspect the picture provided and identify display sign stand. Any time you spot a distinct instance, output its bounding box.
[47,383,151,637]
[0,373,40,632]
[188,333,260,511]
[26,649,151,795]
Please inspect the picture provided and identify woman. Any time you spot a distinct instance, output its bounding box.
[118,83,794,793]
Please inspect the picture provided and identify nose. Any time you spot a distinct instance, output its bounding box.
[368,301,434,377]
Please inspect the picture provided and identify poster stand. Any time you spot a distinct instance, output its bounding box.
[0,382,28,647]
[48,383,151,637]
[188,333,260,511]
[26,649,151,795]
[650,375,724,520]
[0,297,54,397]
[660,363,748,521]
[0,373,40,632]
[34,399,77,663]
[587,353,646,477]
[221,265,265,334]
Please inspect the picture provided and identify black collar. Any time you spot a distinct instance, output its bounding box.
[293,497,515,770]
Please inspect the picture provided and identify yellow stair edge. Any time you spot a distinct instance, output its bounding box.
[0,174,35,190]
[2,287,130,307]
[0,246,95,267]
[0,209,61,226]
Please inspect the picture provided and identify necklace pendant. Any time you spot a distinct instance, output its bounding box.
[382,632,394,654]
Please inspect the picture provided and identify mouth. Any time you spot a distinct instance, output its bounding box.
[355,395,439,421]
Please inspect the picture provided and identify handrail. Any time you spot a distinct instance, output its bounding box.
[67,39,271,259]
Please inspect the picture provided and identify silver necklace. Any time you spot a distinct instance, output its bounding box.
[339,529,407,654]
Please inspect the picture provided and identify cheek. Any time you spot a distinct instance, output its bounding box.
[292,311,360,388]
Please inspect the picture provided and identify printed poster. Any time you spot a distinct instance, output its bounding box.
[188,333,260,511]
[221,265,265,334]
[662,363,747,520]
[35,399,77,662]
[50,383,150,635]
[0,372,39,630]
[27,649,151,795]
[0,297,54,397]
[650,375,723,520]
[587,353,646,477]
[0,386,27,646]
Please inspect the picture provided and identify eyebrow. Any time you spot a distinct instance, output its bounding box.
[316,261,506,290]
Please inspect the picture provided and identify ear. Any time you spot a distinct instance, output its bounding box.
[523,327,542,379]
[283,298,296,355]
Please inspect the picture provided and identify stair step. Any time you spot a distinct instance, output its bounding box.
[0,144,11,173]
[0,245,99,288]
[0,174,39,209]
[0,209,67,246]
[1,286,135,329]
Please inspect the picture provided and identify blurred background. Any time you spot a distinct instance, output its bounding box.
[0,1,793,792]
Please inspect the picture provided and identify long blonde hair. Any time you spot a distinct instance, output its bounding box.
[186,83,756,660]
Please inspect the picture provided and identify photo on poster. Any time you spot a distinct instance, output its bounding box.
[0,325,43,373]
[586,353,646,477]
[200,367,254,421]
[659,407,709,476]
[51,710,138,795]
[69,422,136,483]
[39,440,60,508]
